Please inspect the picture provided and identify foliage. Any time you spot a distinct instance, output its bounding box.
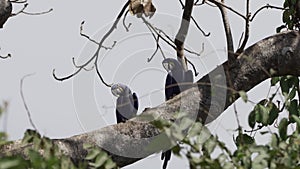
[0,111,117,169]
[277,0,300,32]
[152,74,300,169]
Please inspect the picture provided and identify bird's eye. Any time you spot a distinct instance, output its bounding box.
[111,84,124,97]
[169,62,175,70]
[117,87,124,94]
[162,62,169,71]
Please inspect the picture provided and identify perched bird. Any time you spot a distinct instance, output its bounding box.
[163,58,194,100]
[111,83,139,123]
[0,0,12,28]
[161,58,194,169]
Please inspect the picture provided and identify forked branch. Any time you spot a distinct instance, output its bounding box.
[52,1,130,87]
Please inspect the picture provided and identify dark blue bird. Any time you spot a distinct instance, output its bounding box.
[161,58,194,169]
[111,83,139,123]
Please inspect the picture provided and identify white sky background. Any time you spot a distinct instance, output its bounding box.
[0,0,284,168]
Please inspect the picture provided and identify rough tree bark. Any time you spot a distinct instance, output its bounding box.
[1,30,299,167]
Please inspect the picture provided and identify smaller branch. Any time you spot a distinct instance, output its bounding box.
[0,48,12,59]
[143,21,166,62]
[236,0,250,54]
[142,17,176,50]
[10,3,53,17]
[147,36,166,62]
[52,68,83,81]
[208,0,246,20]
[179,0,210,37]
[237,32,244,49]
[10,0,27,3]
[194,0,206,6]
[250,4,285,21]
[123,10,132,32]
[94,60,112,87]
[53,1,129,85]
[214,0,235,63]
[79,21,117,49]
[0,53,11,59]
[72,57,94,71]
[20,73,38,132]
[187,59,199,76]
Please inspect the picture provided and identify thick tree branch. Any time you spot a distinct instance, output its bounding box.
[213,0,235,64]
[1,31,300,167]
[175,0,194,71]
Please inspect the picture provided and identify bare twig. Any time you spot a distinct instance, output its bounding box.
[143,20,166,62]
[72,57,94,71]
[213,0,235,63]
[187,59,199,76]
[123,10,132,32]
[208,0,246,20]
[0,54,11,59]
[179,0,210,37]
[236,0,250,54]
[10,3,53,17]
[53,1,130,87]
[237,32,244,49]
[10,0,27,4]
[79,21,117,49]
[147,36,166,62]
[250,4,285,21]
[20,73,38,132]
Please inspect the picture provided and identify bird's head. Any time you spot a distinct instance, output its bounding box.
[111,83,131,97]
[162,58,181,72]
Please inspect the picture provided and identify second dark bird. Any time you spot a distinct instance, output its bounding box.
[161,58,194,169]
[111,83,139,123]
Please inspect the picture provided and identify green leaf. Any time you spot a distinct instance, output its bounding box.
[172,145,181,157]
[288,100,299,122]
[280,77,290,95]
[83,143,93,150]
[239,91,248,102]
[0,158,25,169]
[291,115,300,132]
[85,149,101,160]
[271,77,280,86]
[104,159,117,169]
[92,152,108,168]
[278,118,288,140]
[203,137,217,154]
[288,87,297,100]
[188,122,203,137]
[268,102,279,125]
[270,134,279,148]
[235,134,254,146]
[248,110,256,128]
[282,10,291,23]
[257,105,269,126]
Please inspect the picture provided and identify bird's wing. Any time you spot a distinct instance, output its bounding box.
[116,109,127,123]
[181,70,194,91]
[132,93,139,115]
[165,73,180,100]
[116,97,128,123]
[184,70,194,83]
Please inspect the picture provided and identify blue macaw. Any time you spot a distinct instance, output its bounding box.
[111,83,139,123]
[161,58,193,169]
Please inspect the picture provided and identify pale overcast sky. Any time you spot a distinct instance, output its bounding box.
[0,0,283,168]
